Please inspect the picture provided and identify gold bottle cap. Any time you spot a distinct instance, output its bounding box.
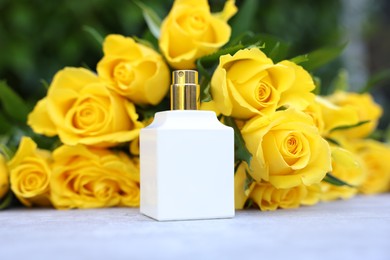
[171,70,200,110]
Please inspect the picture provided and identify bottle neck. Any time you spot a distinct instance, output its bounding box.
[170,83,200,110]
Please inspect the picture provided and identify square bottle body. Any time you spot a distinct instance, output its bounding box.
[140,111,234,221]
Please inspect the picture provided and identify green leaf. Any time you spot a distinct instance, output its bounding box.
[141,30,159,50]
[197,44,245,71]
[293,43,347,72]
[385,126,390,144]
[268,41,283,62]
[0,192,13,210]
[223,116,252,166]
[136,98,170,121]
[226,31,256,48]
[0,143,14,161]
[323,173,354,187]
[82,25,104,46]
[81,62,93,71]
[256,34,290,62]
[0,111,13,134]
[329,68,349,93]
[290,54,309,65]
[329,120,370,133]
[196,58,213,81]
[325,137,341,146]
[133,36,156,50]
[29,132,61,151]
[230,0,259,39]
[200,78,212,102]
[235,33,290,62]
[368,129,384,142]
[40,79,50,90]
[0,126,32,153]
[196,33,289,75]
[133,0,161,39]
[360,68,390,93]
[0,81,30,124]
[243,198,254,209]
[312,76,321,95]
[244,169,255,195]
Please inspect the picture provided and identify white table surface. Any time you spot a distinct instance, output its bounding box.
[1,194,390,260]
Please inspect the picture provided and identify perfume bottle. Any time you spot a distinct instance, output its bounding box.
[140,70,234,221]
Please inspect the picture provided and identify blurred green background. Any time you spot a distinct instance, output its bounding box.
[0,0,389,127]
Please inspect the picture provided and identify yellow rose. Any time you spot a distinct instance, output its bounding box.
[302,97,325,135]
[159,0,237,69]
[129,117,156,156]
[28,67,144,147]
[50,145,140,209]
[129,138,140,156]
[300,184,321,206]
[8,137,52,207]
[305,96,359,136]
[347,139,390,194]
[249,182,308,211]
[0,154,9,199]
[320,146,365,201]
[200,100,221,116]
[97,34,170,105]
[326,91,382,139]
[234,162,255,209]
[241,109,331,188]
[211,48,315,119]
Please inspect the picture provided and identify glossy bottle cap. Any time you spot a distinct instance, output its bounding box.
[171,70,200,110]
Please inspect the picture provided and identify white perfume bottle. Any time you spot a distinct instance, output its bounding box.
[140,70,234,221]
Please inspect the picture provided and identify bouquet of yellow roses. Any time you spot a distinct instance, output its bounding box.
[1,0,390,211]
